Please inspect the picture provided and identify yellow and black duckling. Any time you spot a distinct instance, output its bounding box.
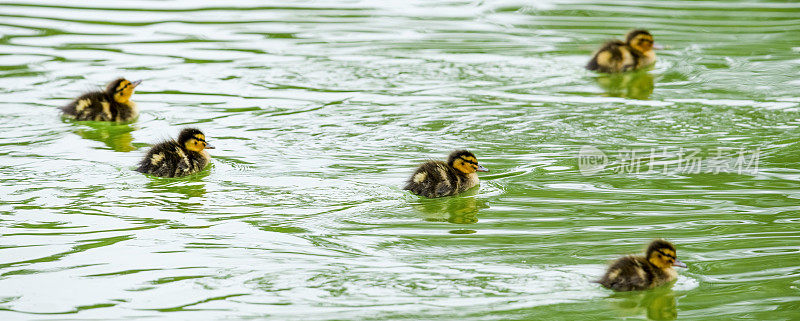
[587,29,657,73]
[404,150,489,198]
[599,239,687,292]
[61,78,142,122]
[136,128,215,178]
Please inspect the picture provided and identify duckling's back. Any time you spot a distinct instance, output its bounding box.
[404,161,473,198]
[599,255,661,291]
[586,40,639,73]
[62,92,137,122]
[136,141,208,178]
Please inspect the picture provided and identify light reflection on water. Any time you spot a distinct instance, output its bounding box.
[0,0,798,320]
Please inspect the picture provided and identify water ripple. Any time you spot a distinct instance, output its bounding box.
[0,0,798,319]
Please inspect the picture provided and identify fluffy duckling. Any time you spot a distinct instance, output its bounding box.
[586,30,657,73]
[404,150,489,198]
[136,128,215,178]
[599,239,687,292]
[61,78,142,122]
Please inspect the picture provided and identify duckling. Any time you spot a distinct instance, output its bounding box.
[136,128,215,178]
[599,239,687,292]
[61,78,142,122]
[404,150,489,198]
[586,29,657,73]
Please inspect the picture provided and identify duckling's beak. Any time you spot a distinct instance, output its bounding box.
[672,259,686,268]
[205,144,215,149]
[477,164,489,172]
[653,43,664,50]
[131,80,143,87]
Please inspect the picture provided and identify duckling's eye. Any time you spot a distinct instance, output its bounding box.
[116,82,130,93]
[193,137,207,147]
[657,250,676,260]
[637,37,653,45]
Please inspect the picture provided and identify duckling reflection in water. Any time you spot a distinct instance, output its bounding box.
[61,78,142,122]
[609,287,677,321]
[599,239,686,292]
[72,122,137,152]
[136,128,215,178]
[412,194,489,224]
[404,150,489,198]
[595,71,654,100]
[587,30,659,73]
[146,179,208,203]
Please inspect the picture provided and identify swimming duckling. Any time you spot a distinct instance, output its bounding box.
[404,150,489,198]
[136,128,215,178]
[61,78,142,122]
[599,239,687,292]
[587,30,657,73]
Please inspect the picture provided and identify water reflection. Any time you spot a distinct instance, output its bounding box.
[143,175,209,213]
[144,175,209,198]
[411,191,489,225]
[608,287,677,320]
[594,71,654,100]
[68,121,138,152]
[0,0,795,318]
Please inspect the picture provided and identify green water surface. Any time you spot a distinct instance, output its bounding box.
[0,0,798,320]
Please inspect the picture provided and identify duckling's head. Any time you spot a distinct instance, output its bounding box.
[646,239,686,269]
[106,78,142,104]
[448,150,489,174]
[626,29,655,53]
[178,128,215,152]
